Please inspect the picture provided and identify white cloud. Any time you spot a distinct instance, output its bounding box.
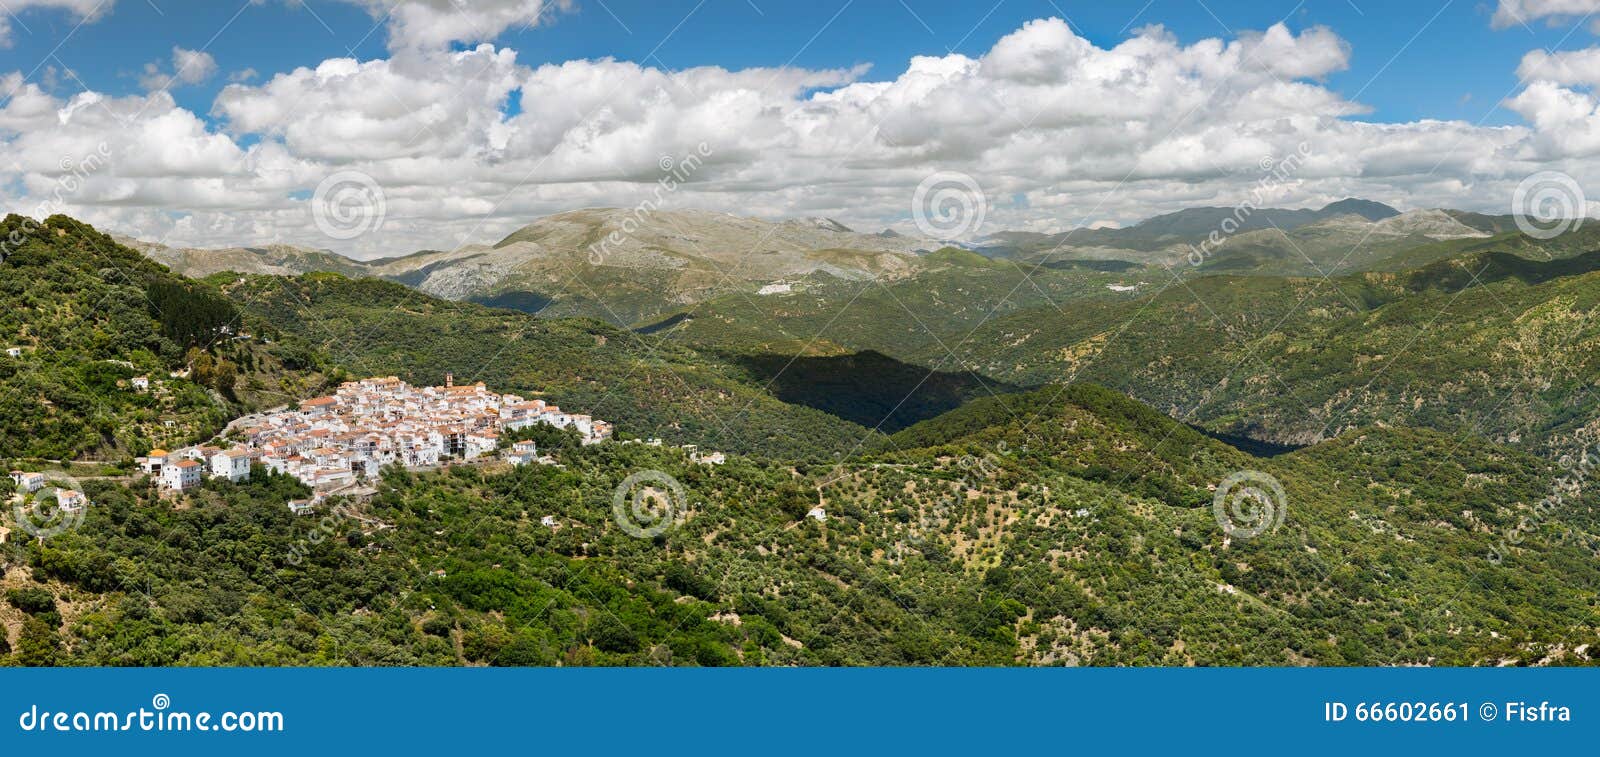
[0,0,108,47]
[0,16,1595,257]
[1492,0,1600,29]
[138,47,219,91]
[332,0,569,51]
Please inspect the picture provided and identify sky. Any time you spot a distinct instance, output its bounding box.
[4,0,1600,257]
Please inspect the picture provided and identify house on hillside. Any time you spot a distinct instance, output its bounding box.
[9,471,44,493]
[56,489,88,512]
[210,448,252,483]
[5,347,21,358]
[693,450,726,465]
[130,376,150,391]
[140,449,169,476]
[504,440,538,466]
[161,460,203,492]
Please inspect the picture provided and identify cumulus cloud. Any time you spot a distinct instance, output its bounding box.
[0,0,108,47]
[139,47,219,91]
[0,16,1592,256]
[332,0,570,51]
[1492,0,1600,29]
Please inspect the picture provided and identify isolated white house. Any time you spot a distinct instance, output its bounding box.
[56,489,88,512]
[5,347,21,358]
[130,376,150,391]
[9,471,44,493]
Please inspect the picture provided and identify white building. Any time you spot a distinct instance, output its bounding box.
[210,448,252,483]
[5,347,21,358]
[56,489,88,512]
[130,376,150,391]
[9,471,44,493]
[161,460,203,492]
[504,440,539,466]
[140,449,170,476]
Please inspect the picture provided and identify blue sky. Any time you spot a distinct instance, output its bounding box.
[2,0,1585,127]
[4,0,1600,254]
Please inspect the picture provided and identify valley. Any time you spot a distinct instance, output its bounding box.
[4,206,1600,667]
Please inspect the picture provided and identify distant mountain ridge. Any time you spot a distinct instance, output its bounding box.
[120,198,1539,323]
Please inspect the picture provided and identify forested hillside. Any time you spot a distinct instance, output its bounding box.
[6,384,1595,666]
[0,215,326,460]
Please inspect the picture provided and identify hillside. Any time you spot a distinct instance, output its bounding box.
[364,208,937,324]
[225,272,878,459]
[9,382,1597,666]
[0,215,328,460]
[120,237,371,279]
[917,243,1600,452]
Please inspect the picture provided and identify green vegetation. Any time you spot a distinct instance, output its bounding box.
[5,384,1596,666]
[5,214,1600,667]
[0,215,325,459]
[226,273,876,460]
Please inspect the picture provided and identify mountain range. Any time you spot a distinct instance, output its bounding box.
[126,199,1518,326]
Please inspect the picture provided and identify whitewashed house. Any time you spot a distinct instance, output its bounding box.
[140,449,169,476]
[9,471,45,493]
[161,460,203,492]
[210,448,252,483]
[56,489,88,512]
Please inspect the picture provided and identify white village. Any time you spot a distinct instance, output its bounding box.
[134,375,615,512]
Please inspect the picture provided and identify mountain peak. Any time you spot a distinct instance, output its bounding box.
[1318,198,1400,221]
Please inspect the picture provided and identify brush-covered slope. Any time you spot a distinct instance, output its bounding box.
[120,237,371,279]
[0,215,328,459]
[14,382,1597,666]
[922,241,1600,452]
